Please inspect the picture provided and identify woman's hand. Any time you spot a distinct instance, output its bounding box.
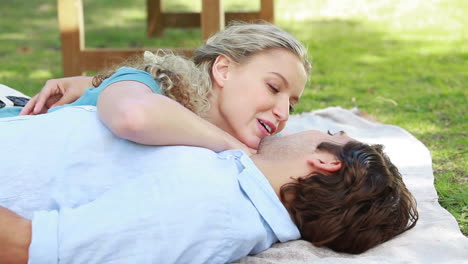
[222,132,257,155]
[20,76,93,115]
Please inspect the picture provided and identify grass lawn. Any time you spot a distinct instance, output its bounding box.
[1,0,466,233]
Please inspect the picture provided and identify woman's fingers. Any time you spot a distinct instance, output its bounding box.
[19,95,38,115]
[32,81,60,114]
[20,77,91,115]
[50,92,75,108]
[20,80,64,115]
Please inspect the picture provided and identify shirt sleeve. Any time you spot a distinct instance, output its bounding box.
[28,211,59,264]
[28,174,163,264]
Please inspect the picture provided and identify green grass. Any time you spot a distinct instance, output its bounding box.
[1,0,466,234]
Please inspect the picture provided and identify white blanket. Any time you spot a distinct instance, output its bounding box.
[237,107,468,264]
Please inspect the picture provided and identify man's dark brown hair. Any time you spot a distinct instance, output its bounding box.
[280,141,419,254]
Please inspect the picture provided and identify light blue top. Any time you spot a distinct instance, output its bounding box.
[0,106,300,264]
[0,67,160,117]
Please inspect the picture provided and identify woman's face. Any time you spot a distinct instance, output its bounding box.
[206,48,308,149]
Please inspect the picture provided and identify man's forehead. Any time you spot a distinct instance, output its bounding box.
[280,131,322,147]
[291,130,322,139]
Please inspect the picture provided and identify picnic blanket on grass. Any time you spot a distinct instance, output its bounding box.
[236,107,468,264]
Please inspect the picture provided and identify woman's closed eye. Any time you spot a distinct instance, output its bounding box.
[267,82,296,113]
[268,84,279,93]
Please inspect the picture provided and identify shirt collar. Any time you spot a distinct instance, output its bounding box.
[234,151,301,242]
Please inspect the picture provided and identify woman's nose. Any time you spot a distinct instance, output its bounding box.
[272,96,290,121]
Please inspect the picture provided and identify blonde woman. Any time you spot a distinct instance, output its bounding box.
[16,22,311,152]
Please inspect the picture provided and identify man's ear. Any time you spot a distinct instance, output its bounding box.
[307,151,342,173]
[211,55,232,88]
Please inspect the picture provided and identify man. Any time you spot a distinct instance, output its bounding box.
[0,106,418,264]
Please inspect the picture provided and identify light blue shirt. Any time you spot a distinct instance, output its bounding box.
[0,106,300,264]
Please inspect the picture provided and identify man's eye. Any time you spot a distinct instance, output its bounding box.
[327,130,346,136]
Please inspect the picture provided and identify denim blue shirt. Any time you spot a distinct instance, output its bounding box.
[0,106,300,264]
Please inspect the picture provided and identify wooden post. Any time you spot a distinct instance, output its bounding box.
[57,0,276,76]
[259,0,274,23]
[201,0,224,40]
[147,0,164,37]
[57,0,84,76]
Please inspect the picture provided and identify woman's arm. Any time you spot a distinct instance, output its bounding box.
[20,76,93,115]
[98,81,252,153]
[0,207,31,264]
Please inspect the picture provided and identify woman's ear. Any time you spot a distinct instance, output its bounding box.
[211,55,232,88]
[307,151,342,173]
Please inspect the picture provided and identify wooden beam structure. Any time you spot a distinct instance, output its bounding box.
[146,0,275,38]
[57,0,275,76]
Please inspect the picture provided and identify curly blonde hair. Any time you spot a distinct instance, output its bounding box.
[93,21,311,117]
